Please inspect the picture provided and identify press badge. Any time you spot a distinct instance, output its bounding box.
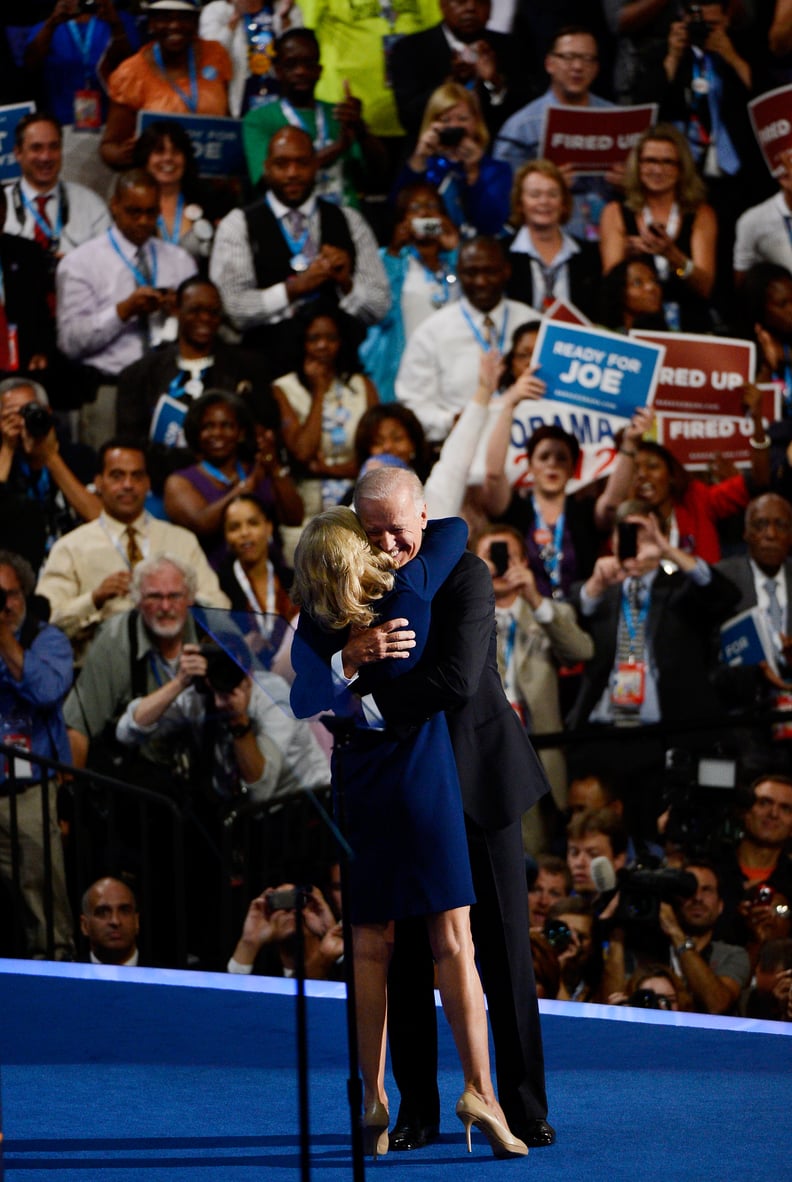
[74,89,102,130]
[611,661,645,708]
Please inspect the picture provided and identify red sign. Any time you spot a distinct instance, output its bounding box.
[544,297,590,326]
[749,84,792,176]
[656,383,781,469]
[629,331,755,415]
[540,104,657,174]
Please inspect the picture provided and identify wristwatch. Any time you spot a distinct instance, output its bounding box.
[228,719,253,739]
[675,937,697,956]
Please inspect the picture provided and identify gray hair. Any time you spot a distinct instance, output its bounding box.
[353,466,425,514]
[0,377,49,406]
[0,550,36,597]
[129,552,197,603]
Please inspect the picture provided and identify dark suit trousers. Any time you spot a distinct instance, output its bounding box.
[387,816,548,1130]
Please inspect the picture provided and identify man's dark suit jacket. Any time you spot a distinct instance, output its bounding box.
[357,551,550,828]
[716,556,792,628]
[389,23,531,139]
[0,233,55,371]
[568,565,741,730]
[115,340,274,440]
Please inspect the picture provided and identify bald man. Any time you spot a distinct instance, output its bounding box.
[210,126,389,374]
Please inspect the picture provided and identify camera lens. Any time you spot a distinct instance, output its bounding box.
[20,402,54,440]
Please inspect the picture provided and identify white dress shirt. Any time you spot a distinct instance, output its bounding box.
[3,177,110,254]
[395,295,539,443]
[55,227,197,375]
[749,557,788,645]
[733,190,792,275]
[209,193,390,332]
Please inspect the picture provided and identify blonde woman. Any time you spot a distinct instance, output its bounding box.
[506,159,602,318]
[290,498,527,1161]
[599,124,717,331]
[397,82,511,236]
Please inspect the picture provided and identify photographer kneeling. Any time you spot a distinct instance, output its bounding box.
[601,859,750,1015]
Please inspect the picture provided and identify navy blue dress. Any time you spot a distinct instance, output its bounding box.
[291,518,475,924]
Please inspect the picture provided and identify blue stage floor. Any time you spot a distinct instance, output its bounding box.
[0,961,790,1181]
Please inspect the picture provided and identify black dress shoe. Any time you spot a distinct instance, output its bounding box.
[388,1121,440,1151]
[520,1119,556,1147]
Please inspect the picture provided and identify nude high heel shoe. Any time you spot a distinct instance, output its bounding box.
[363,1100,390,1160]
[455,1092,529,1159]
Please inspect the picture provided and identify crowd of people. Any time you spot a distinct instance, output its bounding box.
[2,0,792,1154]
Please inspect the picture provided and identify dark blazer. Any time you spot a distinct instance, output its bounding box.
[715,556,792,632]
[389,24,530,138]
[568,565,741,729]
[0,233,55,371]
[115,340,274,439]
[357,551,551,829]
[506,238,603,323]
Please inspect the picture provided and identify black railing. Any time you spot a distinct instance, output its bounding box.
[0,740,333,968]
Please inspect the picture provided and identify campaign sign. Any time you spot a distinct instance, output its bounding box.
[490,397,627,493]
[137,112,245,178]
[0,102,35,183]
[540,104,657,174]
[532,320,665,417]
[544,297,591,326]
[655,384,781,470]
[748,84,792,176]
[630,331,756,415]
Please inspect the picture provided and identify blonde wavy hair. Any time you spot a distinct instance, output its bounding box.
[292,506,396,631]
[418,81,489,151]
[623,124,706,216]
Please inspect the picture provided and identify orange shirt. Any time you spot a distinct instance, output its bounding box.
[108,39,232,116]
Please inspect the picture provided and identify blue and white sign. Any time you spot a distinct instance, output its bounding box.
[531,320,665,418]
[137,112,245,178]
[0,102,35,184]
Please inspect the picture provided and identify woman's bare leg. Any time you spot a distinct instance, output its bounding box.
[425,906,507,1121]
[352,920,394,1109]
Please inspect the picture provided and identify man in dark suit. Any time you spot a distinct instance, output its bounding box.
[568,500,741,836]
[344,467,554,1150]
[389,0,530,138]
[716,493,792,631]
[0,187,55,378]
[716,493,792,776]
[116,277,273,439]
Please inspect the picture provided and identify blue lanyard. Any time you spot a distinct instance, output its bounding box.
[621,580,650,654]
[200,459,246,486]
[152,43,199,114]
[460,303,508,353]
[274,209,311,259]
[168,364,210,399]
[66,17,96,74]
[157,192,185,244]
[407,246,456,306]
[107,229,158,288]
[20,189,63,245]
[531,496,565,590]
[280,98,328,148]
[20,461,51,502]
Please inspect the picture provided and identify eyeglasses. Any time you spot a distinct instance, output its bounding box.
[639,156,681,168]
[551,52,598,64]
[141,591,187,605]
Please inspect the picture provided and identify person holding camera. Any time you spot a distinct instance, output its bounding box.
[398,83,511,238]
[0,378,100,574]
[227,882,344,979]
[568,500,741,838]
[600,860,750,1014]
[544,896,602,1002]
[472,522,593,852]
[0,549,75,960]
